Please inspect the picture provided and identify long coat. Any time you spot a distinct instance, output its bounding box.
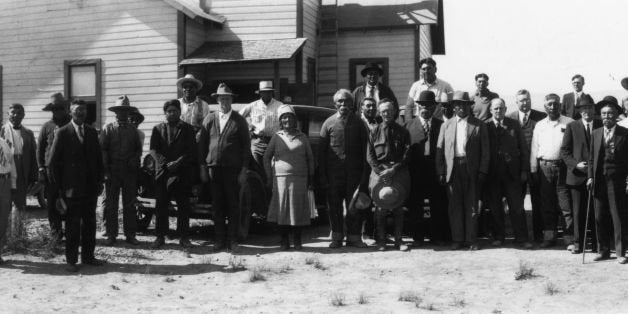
[588,125,628,196]
[506,109,547,150]
[0,123,37,190]
[149,120,196,187]
[560,119,602,186]
[485,117,529,180]
[198,111,251,170]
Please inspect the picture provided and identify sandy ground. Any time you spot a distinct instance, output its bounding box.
[2,200,628,314]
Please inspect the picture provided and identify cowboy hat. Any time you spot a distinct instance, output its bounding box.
[450,91,474,105]
[574,94,595,108]
[621,77,628,91]
[597,95,623,114]
[129,107,145,124]
[108,95,137,112]
[42,92,68,111]
[360,62,384,77]
[348,187,371,210]
[211,83,237,98]
[415,90,438,106]
[176,74,203,90]
[371,179,408,209]
[255,81,275,93]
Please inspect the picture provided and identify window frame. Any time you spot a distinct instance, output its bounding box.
[348,58,389,90]
[64,59,102,128]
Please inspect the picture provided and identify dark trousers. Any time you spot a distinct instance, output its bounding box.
[375,207,404,244]
[522,174,543,241]
[538,161,571,239]
[594,175,627,257]
[104,169,137,239]
[487,175,529,242]
[46,181,63,238]
[327,174,362,242]
[155,177,190,238]
[65,196,97,265]
[209,167,240,243]
[570,184,596,251]
[447,158,478,244]
[408,164,450,243]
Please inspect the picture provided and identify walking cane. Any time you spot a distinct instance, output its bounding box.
[582,186,593,264]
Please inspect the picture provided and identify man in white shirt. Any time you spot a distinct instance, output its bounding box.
[177,74,210,132]
[406,57,454,121]
[530,94,574,248]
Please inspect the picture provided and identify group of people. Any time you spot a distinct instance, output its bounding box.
[2,57,628,272]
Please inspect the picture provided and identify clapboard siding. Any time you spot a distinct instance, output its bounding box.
[186,18,207,55]
[206,0,297,41]
[302,0,319,83]
[205,60,296,83]
[0,0,180,153]
[335,29,416,101]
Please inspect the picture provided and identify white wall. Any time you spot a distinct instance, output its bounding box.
[434,0,628,112]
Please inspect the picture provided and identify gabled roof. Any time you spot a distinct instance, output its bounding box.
[180,38,307,65]
[328,0,438,30]
[163,0,226,24]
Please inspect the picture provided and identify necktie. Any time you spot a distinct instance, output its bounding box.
[605,129,612,146]
[368,86,374,99]
[424,120,431,156]
[585,123,591,146]
[78,125,84,143]
[522,113,528,126]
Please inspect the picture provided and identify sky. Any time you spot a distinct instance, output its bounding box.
[433,0,628,111]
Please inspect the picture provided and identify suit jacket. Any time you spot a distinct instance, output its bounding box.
[198,111,251,169]
[485,117,529,180]
[588,125,628,196]
[352,82,398,110]
[436,115,490,183]
[506,109,547,150]
[405,117,441,162]
[149,120,196,184]
[560,119,602,186]
[0,123,37,189]
[49,122,103,198]
[562,92,592,120]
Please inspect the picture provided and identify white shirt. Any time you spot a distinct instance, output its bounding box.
[455,116,468,157]
[239,98,283,137]
[418,116,431,155]
[408,78,454,115]
[582,119,593,137]
[1,122,24,155]
[180,97,210,129]
[365,84,380,103]
[530,115,573,172]
[71,120,84,143]
[493,118,504,128]
[518,110,530,126]
[604,125,616,145]
[218,110,232,134]
[618,119,628,129]
[0,138,17,188]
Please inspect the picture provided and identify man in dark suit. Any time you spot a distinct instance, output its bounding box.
[149,99,196,249]
[587,100,628,264]
[485,98,532,248]
[562,74,592,120]
[405,91,449,246]
[436,91,490,250]
[49,100,104,272]
[199,83,251,252]
[352,62,398,114]
[507,89,547,242]
[560,95,601,254]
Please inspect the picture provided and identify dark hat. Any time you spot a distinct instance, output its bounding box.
[211,83,237,98]
[621,77,628,91]
[371,180,408,209]
[108,95,137,112]
[348,187,371,210]
[129,107,145,124]
[574,94,595,108]
[415,90,437,106]
[360,62,384,77]
[176,74,203,90]
[42,92,67,111]
[450,91,474,105]
[597,96,622,114]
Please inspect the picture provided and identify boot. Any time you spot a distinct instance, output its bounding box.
[279,226,290,251]
[293,226,303,251]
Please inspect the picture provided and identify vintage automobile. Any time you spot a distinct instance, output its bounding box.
[135,104,336,239]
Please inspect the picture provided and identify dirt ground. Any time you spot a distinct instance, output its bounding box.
[2,199,628,314]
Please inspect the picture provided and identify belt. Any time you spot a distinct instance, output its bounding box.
[538,158,561,165]
[0,172,10,179]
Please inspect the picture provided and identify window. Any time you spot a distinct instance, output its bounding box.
[348,58,389,90]
[64,59,101,127]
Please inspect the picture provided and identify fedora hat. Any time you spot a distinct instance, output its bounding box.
[621,77,628,91]
[597,95,622,114]
[348,187,371,210]
[415,90,437,106]
[108,95,137,112]
[42,92,68,111]
[129,107,145,124]
[371,179,408,209]
[256,81,275,93]
[176,74,203,90]
[574,94,595,108]
[450,91,474,105]
[211,83,237,98]
[360,62,384,77]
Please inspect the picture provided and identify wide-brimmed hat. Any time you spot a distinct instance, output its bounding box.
[256,81,275,93]
[574,94,595,108]
[360,62,384,77]
[211,83,237,98]
[415,90,437,106]
[348,187,371,210]
[277,104,296,119]
[42,92,67,111]
[108,95,137,112]
[176,74,203,90]
[450,91,474,105]
[597,95,623,114]
[621,77,628,91]
[129,107,145,124]
[371,178,409,209]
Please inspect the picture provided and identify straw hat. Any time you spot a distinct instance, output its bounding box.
[176,74,203,90]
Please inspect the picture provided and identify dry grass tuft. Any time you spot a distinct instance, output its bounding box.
[544,282,559,295]
[398,290,422,304]
[358,292,369,304]
[227,255,246,272]
[451,296,467,307]
[4,222,58,259]
[305,255,326,270]
[330,293,345,306]
[514,261,537,281]
[248,267,267,282]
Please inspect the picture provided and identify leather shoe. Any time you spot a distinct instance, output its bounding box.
[491,240,503,247]
[228,242,240,253]
[83,258,106,266]
[328,240,342,249]
[66,263,79,273]
[346,240,368,248]
[521,242,534,250]
[395,243,410,252]
[571,247,582,254]
[179,238,192,248]
[593,254,610,262]
[539,240,555,248]
[125,237,140,245]
[104,237,116,246]
[468,244,480,251]
[377,243,386,251]
[450,243,462,250]
[213,241,226,252]
[151,236,165,249]
[618,257,628,264]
